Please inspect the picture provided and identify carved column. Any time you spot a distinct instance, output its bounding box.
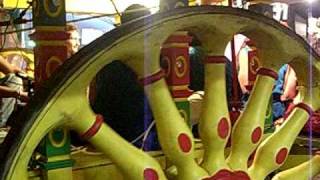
[161,32,193,126]
[30,0,72,179]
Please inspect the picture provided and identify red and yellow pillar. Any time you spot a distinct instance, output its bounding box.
[30,0,73,179]
[160,0,193,127]
[31,0,69,83]
[161,31,193,126]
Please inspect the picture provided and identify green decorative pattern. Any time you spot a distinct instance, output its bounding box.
[37,128,71,157]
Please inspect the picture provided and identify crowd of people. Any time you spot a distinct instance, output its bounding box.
[0,56,28,128]
[0,24,80,120]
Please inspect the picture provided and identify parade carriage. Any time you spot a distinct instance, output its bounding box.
[0,0,320,180]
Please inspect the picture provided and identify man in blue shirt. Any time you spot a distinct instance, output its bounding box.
[272,64,289,122]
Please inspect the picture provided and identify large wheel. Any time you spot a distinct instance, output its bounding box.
[1,6,320,180]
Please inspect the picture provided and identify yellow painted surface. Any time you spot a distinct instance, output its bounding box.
[199,62,230,174]
[249,106,319,179]
[27,142,204,180]
[3,6,320,180]
[227,74,275,171]
[273,156,320,180]
[146,79,208,180]
[26,142,311,180]
[44,167,73,180]
[3,0,29,9]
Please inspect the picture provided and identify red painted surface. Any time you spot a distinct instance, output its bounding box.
[251,127,262,144]
[46,58,62,77]
[296,103,314,116]
[283,104,320,135]
[231,38,240,103]
[204,56,227,64]
[217,117,229,139]
[139,69,165,86]
[203,169,250,180]
[275,148,288,165]
[247,149,257,168]
[30,30,69,83]
[171,89,193,98]
[81,114,104,140]
[30,31,69,40]
[248,50,260,82]
[160,57,171,78]
[178,133,192,153]
[143,168,159,180]
[161,44,190,86]
[303,111,320,135]
[33,46,68,83]
[256,67,278,80]
[229,110,240,125]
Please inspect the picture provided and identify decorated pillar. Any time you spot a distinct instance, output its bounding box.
[246,39,273,133]
[31,0,69,83]
[161,32,193,126]
[160,0,193,127]
[246,40,260,91]
[30,0,72,179]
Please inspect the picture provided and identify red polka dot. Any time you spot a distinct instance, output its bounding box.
[276,148,288,165]
[295,103,314,116]
[218,118,229,139]
[144,168,159,180]
[251,127,262,144]
[81,114,104,140]
[178,133,192,153]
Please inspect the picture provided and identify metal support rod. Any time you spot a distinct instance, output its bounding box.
[228,0,241,104]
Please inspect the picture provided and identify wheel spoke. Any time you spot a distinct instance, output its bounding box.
[249,87,320,179]
[144,74,208,180]
[2,6,320,180]
[272,155,320,180]
[227,68,277,171]
[199,56,231,174]
[70,97,166,180]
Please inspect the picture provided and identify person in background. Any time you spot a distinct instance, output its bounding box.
[272,64,297,124]
[0,56,28,128]
[310,31,320,56]
[66,24,81,58]
[274,31,319,129]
